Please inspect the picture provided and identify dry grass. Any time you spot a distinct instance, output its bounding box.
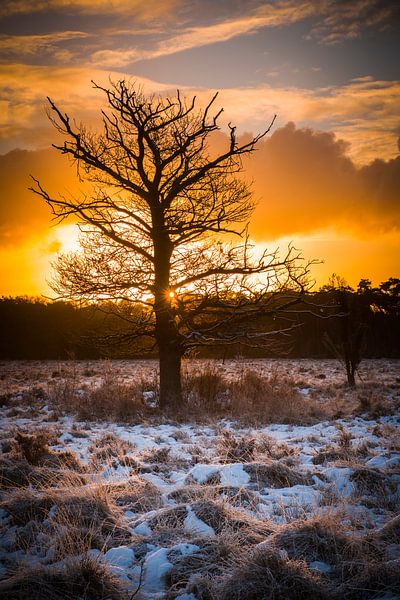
[0,555,123,600]
[215,545,335,600]
[177,366,325,425]
[48,365,158,422]
[244,461,312,489]
[217,430,299,465]
[184,362,228,411]
[229,369,324,424]
[313,425,373,465]
[144,498,274,548]
[217,430,256,463]
[105,476,162,513]
[271,512,365,566]
[1,481,132,552]
[1,359,399,599]
[374,513,400,544]
[147,504,188,532]
[169,484,259,511]
[166,532,242,598]
[88,432,136,469]
[350,466,396,495]
[3,360,377,425]
[141,445,172,464]
[356,383,398,418]
[0,456,86,490]
[349,466,399,511]
[10,429,85,474]
[191,499,274,539]
[343,559,400,599]
[1,488,55,526]
[14,431,50,465]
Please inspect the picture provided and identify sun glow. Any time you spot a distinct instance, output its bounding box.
[55,224,81,253]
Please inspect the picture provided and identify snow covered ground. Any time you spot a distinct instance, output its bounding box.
[0,359,399,598]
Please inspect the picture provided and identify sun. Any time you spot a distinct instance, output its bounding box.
[55,224,81,253]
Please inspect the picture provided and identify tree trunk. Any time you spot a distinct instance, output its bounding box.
[159,342,182,410]
[152,223,182,409]
[156,303,183,408]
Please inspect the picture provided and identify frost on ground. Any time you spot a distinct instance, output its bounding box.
[0,359,399,599]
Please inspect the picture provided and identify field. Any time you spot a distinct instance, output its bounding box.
[0,358,399,599]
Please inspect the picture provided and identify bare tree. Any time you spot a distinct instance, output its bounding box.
[322,274,366,387]
[32,80,312,408]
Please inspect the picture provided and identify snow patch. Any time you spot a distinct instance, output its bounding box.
[220,463,250,486]
[184,507,215,537]
[310,560,331,573]
[132,522,152,536]
[189,464,220,484]
[142,547,172,596]
[103,546,135,569]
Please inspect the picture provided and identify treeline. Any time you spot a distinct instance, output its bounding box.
[0,277,399,360]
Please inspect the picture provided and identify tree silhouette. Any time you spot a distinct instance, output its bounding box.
[321,274,369,386]
[32,81,311,408]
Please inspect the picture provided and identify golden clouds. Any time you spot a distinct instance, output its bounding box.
[242,123,400,240]
[214,78,400,164]
[1,63,398,163]
[0,0,181,19]
[0,148,79,245]
[0,147,84,295]
[0,31,90,56]
[0,121,398,294]
[0,65,174,152]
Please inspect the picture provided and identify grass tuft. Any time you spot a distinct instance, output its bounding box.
[0,554,123,600]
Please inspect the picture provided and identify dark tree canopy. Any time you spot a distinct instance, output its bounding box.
[32,80,312,408]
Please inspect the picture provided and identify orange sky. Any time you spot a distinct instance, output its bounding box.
[0,1,399,295]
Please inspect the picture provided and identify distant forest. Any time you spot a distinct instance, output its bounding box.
[1,278,399,360]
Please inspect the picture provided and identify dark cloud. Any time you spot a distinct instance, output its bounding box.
[239,122,400,239]
[308,0,400,45]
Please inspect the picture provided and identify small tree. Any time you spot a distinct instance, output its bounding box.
[32,81,311,408]
[322,274,368,387]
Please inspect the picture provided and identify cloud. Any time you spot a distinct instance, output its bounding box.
[0,123,398,294]
[0,148,81,246]
[0,31,90,58]
[0,64,175,153]
[210,77,400,164]
[149,2,317,59]
[1,1,398,75]
[241,122,400,240]
[1,122,398,250]
[1,0,398,74]
[90,48,143,68]
[87,1,318,68]
[1,63,399,163]
[0,0,181,20]
[307,0,400,45]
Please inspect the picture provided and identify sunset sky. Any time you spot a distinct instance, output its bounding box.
[0,0,399,296]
